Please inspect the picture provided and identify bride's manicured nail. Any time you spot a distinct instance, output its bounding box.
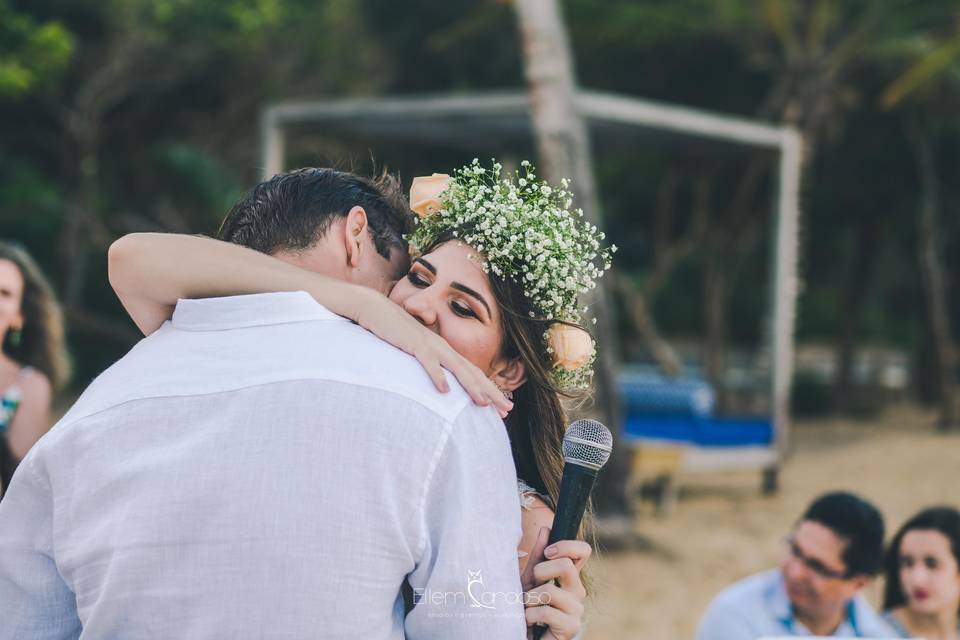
[544,545,557,558]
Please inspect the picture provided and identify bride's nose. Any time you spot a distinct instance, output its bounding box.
[401,291,439,331]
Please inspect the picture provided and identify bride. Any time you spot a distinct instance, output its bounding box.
[109,159,614,639]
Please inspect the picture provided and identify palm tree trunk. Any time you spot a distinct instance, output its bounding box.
[832,219,881,412]
[907,119,959,431]
[703,255,728,409]
[59,114,100,309]
[513,0,627,514]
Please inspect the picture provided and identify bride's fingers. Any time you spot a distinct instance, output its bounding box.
[427,364,449,394]
[442,354,514,415]
[524,582,581,615]
[532,557,585,600]
[399,322,513,415]
[359,305,505,405]
[524,603,580,639]
[486,380,513,415]
[413,350,449,393]
[467,365,513,414]
[452,361,491,406]
[542,540,592,571]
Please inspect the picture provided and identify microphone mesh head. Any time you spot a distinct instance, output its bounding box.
[562,419,613,470]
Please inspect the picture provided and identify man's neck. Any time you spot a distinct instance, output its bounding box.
[900,606,959,640]
[794,604,847,637]
[273,246,342,280]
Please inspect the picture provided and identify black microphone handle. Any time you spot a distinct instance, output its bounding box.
[547,462,598,546]
[533,462,598,640]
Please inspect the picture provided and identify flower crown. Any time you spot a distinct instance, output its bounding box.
[407,159,616,391]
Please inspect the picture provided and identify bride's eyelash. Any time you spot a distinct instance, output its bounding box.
[407,272,429,287]
[451,301,478,319]
[407,270,479,320]
[407,271,480,320]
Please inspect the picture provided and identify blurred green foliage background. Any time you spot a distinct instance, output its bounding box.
[2,0,958,421]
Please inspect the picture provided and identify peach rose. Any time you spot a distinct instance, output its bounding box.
[410,173,451,218]
[547,324,595,371]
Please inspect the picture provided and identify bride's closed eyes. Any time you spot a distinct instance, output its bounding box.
[388,241,506,376]
[408,257,491,322]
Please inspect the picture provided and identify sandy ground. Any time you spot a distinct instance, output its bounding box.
[583,405,960,639]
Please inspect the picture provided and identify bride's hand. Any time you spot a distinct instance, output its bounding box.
[347,285,514,417]
[521,528,591,640]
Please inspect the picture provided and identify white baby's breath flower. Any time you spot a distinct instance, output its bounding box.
[406,159,614,390]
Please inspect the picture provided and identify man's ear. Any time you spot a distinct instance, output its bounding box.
[491,357,527,392]
[343,206,369,269]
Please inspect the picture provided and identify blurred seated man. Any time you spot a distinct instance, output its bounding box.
[697,491,896,639]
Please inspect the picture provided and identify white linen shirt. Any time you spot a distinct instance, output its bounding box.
[0,292,526,639]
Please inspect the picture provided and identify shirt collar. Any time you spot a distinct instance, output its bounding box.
[767,570,795,627]
[172,291,343,331]
[767,570,861,636]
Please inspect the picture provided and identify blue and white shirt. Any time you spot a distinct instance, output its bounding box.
[697,569,897,639]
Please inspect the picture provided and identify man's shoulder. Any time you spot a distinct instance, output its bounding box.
[706,569,779,616]
[698,570,780,640]
[298,319,481,422]
[57,307,483,429]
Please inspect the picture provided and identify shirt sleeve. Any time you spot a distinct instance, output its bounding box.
[0,449,80,639]
[404,404,526,640]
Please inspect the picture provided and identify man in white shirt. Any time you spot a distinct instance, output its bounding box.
[0,169,527,638]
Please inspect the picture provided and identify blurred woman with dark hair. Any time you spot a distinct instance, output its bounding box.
[0,241,70,497]
[883,506,960,639]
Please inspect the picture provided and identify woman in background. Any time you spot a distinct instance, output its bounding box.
[0,242,70,497]
[883,506,960,639]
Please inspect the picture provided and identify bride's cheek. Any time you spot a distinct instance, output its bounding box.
[387,282,408,304]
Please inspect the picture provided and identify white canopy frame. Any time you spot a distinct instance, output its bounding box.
[259,90,803,480]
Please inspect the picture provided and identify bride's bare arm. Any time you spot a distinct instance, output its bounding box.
[108,233,359,335]
[108,233,512,415]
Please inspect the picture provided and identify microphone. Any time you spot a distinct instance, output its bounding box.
[547,419,613,545]
[533,419,612,639]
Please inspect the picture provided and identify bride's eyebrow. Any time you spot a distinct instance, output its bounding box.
[414,256,491,318]
[414,257,436,275]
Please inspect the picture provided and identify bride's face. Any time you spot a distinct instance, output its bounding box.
[389,241,505,376]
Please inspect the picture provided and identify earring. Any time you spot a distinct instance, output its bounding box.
[493,381,513,401]
[8,327,21,347]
